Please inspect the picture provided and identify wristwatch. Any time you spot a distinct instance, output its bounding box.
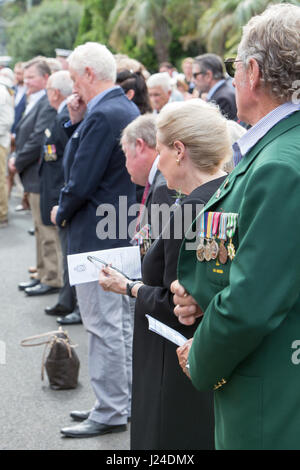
[126,280,143,298]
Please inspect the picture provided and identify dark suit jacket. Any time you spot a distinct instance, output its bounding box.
[11,88,26,135]
[39,104,70,225]
[144,169,177,237]
[56,87,140,254]
[14,94,57,193]
[209,79,237,121]
[131,179,226,450]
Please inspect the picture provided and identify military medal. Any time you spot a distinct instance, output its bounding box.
[204,212,213,261]
[218,213,228,264]
[210,212,221,260]
[226,213,238,261]
[196,213,205,262]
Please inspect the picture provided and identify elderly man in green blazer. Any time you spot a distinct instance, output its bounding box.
[172,3,300,450]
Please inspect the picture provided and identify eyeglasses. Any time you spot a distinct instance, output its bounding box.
[192,71,206,79]
[224,58,243,78]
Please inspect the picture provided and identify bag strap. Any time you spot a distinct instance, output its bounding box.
[20,327,66,347]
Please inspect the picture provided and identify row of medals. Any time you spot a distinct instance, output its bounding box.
[196,237,235,264]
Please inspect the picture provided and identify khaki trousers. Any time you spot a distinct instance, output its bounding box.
[28,192,63,287]
[0,145,8,221]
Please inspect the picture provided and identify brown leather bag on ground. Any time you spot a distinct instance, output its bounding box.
[21,327,80,390]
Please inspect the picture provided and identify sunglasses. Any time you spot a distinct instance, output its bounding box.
[192,71,206,79]
[224,58,243,78]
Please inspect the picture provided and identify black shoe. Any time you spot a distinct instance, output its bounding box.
[45,304,72,316]
[60,419,127,438]
[70,410,91,422]
[57,311,82,325]
[18,279,40,291]
[70,410,131,423]
[25,283,60,296]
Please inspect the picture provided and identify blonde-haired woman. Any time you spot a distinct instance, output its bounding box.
[99,99,231,450]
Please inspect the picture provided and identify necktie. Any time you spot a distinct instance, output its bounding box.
[135,181,151,233]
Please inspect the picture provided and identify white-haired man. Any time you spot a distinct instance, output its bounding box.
[173,3,300,450]
[147,72,173,113]
[39,71,81,324]
[51,42,140,438]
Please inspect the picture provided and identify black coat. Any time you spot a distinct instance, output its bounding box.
[209,79,237,121]
[131,176,226,450]
[39,104,70,225]
[15,94,57,193]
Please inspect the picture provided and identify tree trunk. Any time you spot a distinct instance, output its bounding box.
[153,16,171,63]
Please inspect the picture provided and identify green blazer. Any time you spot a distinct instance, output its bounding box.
[178,111,300,450]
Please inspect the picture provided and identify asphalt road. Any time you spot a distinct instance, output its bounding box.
[0,192,130,451]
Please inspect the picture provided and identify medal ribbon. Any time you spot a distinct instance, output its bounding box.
[218,213,228,241]
[212,212,221,237]
[197,213,205,239]
[226,213,238,239]
[206,212,213,239]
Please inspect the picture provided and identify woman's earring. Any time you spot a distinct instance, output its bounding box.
[176,158,180,166]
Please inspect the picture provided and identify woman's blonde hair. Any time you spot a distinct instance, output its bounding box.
[156,99,232,173]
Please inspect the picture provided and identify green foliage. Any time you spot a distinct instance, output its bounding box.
[200,0,300,58]
[75,0,117,45]
[5,0,83,63]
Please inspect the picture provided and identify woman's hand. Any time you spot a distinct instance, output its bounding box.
[176,338,193,379]
[170,280,203,325]
[98,265,128,295]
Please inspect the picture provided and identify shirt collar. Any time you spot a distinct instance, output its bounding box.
[206,79,226,101]
[148,155,160,185]
[57,98,67,114]
[233,102,300,166]
[86,86,121,114]
[27,89,46,104]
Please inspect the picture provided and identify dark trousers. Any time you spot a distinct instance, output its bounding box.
[58,226,79,313]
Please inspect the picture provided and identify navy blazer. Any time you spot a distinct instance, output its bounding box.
[39,104,70,225]
[208,79,237,121]
[15,94,57,193]
[11,90,26,134]
[56,87,140,254]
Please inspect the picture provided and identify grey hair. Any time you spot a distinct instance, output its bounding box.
[147,72,172,93]
[156,99,232,173]
[238,3,300,102]
[68,42,116,82]
[194,53,225,80]
[121,113,157,149]
[48,70,73,97]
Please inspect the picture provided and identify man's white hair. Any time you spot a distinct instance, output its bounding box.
[68,42,116,82]
[147,72,172,93]
[48,70,73,97]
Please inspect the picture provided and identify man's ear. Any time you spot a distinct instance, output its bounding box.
[248,58,260,90]
[135,138,145,154]
[85,66,95,83]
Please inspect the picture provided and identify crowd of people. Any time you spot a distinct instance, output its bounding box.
[1,2,300,450]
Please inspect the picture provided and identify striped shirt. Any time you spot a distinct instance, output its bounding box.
[233,102,300,167]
